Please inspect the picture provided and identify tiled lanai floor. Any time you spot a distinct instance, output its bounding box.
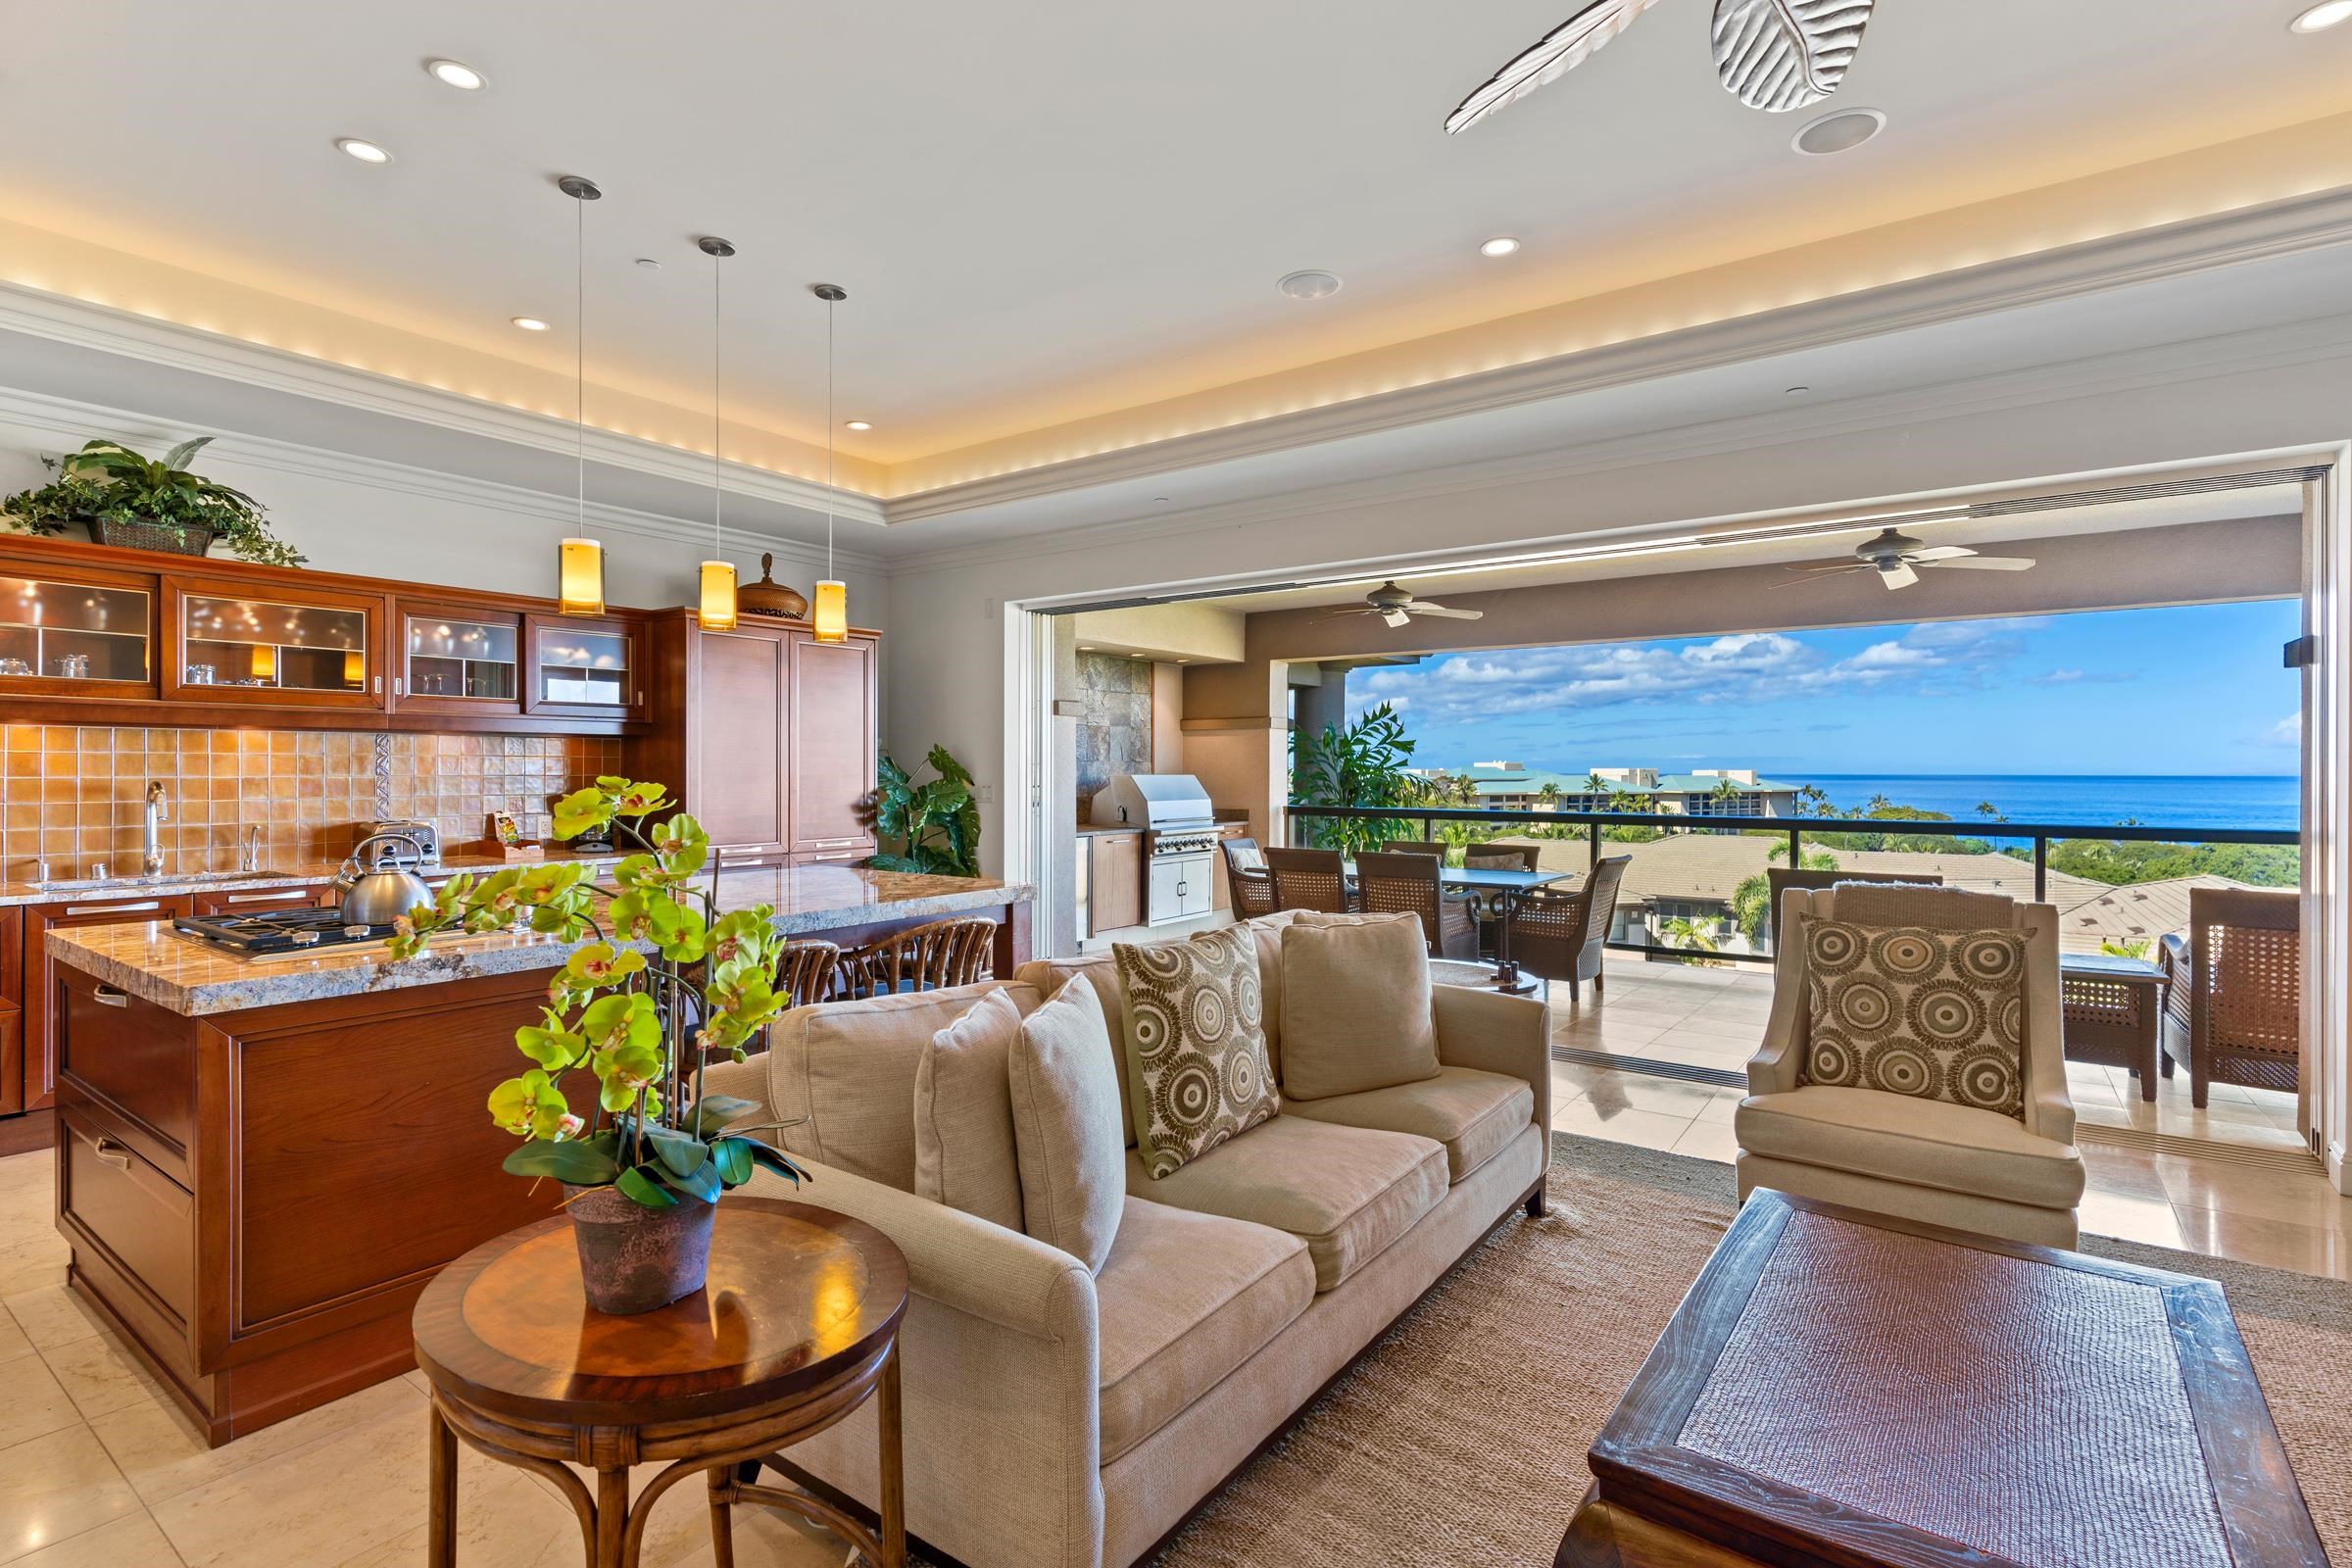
[1,956,2347,1564]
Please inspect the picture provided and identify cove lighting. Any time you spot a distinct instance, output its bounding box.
[335,138,393,165]
[425,58,487,89]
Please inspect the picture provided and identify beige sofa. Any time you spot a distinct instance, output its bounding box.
[1736,885,2084,1249]
[703,910,1550,1568]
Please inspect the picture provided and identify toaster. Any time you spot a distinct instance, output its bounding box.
[362,818,443,868]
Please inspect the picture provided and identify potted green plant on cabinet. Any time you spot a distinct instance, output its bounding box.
[3,436,308,565]
[387,775,807,1314]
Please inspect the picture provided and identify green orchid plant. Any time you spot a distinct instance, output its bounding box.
[385,776,808,1210]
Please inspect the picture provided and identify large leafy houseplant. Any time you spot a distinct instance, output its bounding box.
[1291,703,1418,855]
[386,776,808,1313]
[867,745,982,877]
[3,436,307,565]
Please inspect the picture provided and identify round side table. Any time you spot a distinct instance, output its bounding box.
[413,1197,909,1568]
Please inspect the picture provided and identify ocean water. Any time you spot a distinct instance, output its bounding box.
[1795,774,2299,832]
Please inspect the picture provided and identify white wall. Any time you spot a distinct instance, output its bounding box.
[883,344,2352,875]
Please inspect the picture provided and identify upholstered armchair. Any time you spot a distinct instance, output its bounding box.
[1502,855,1629,1002]
[2158,886,2301,1109]
[1736,884,2083,1249]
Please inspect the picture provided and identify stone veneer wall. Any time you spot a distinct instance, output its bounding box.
[0,724,622,883]
[1068,650,1152,803]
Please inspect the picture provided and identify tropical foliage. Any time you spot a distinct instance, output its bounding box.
[3,437,307,565]
[385,777,808,1210]
[867,746,982,877]
[1292,703,1419,854]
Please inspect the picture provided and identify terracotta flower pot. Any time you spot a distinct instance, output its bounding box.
[564,1185,716,1314]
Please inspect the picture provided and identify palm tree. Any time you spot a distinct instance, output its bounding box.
[1659,916,1725,966]
[1537,780,1563,813]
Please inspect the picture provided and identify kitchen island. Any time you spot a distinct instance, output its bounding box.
[40,863,1030,1445]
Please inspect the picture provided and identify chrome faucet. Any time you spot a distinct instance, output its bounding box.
[240,823,263,872]
[142,781,170,877]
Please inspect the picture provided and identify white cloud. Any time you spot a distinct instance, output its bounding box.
[2267,714,2300,748]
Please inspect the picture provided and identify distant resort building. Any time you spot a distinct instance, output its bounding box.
[1412,762,1803,818]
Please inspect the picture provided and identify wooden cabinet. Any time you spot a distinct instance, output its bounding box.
[389,598,522,717]
[0,907,20,1117]
[189,883,335,918]
[524,612,646,721]
[24,893,194,1112]
[787,629,878,856]
[164,574,387,710]
[0,561,157,701]
[1087,832,1145,932]
[691,626,793,853]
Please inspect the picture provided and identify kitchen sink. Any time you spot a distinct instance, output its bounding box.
[29,870,302,895]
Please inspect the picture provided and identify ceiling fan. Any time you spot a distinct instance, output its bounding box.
[1329,581,1487,629]
[1787,528,2037,592]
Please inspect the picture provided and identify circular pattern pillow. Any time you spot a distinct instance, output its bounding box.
[1797,913,2030,1121]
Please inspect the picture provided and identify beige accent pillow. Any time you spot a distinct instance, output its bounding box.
[1012,955,1135,1146]
[1009,974,1128,1272]
[1278,914,1442,1102]
[1112,926,1280,1179]
[912,989,1026,1229]
[1798,914,2029,1121]
[767,980,1042,1191]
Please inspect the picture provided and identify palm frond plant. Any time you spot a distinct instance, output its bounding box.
[385,776,806,1312]
[867,745,982,876]
[3,437,307,565]
[1292,703,1417,855]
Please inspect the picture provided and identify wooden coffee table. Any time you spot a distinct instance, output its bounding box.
[1560,1190,2326,1568]
[414,1197,909,1568]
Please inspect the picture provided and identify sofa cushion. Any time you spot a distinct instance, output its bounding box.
[1282,1065,1532,1182]
[1278,914,1441,1102]
[770,980,1042,1191]
[1114,926,1280,1179]
[912,987,1026,1230]
[1013,955,1136,1148]
[1125,1115,1446,1291]
[1094,1197,1314,1464]
[1737,1085,2085,1209]
[1797,915,2029,1121]
[1010,975,1129,1273]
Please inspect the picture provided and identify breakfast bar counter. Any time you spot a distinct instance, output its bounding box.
[40,863,1030,1446]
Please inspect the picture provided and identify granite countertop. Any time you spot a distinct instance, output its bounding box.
[0,848,629,908]
[45,865,1035,1016]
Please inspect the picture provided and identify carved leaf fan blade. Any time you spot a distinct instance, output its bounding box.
[1711,0,1874,112]
[1446,0,1672,133]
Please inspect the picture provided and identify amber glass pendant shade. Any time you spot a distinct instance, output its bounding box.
[559,537,606,616]
[812,579,848,644]
[699,560,739,630]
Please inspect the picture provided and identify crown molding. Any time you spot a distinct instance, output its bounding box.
[885,186,2352,521]
[0,382,888,575]
[897,309,2352,581]
[0,280,888,529]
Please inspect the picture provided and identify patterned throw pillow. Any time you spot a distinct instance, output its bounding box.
[1112,926,1280,1178]
[1798,914,2030,1121]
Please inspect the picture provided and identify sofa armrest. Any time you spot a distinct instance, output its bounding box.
[738,1159,1106,1568]
[2020,907,2077,1149]
[1748,902,1813,1097]
[1433,984,1550,1138]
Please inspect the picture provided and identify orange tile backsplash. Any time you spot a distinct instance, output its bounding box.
[0,724,622,882]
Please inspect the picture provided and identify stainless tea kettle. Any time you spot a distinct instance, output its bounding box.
[335,832,433,927]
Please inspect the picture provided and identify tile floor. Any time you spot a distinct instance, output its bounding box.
[1551,956,2352,1275]
[2,955,2348,1564]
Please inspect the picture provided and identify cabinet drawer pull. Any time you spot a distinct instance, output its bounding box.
[67,900,162,916]
[94,1137,133,1168]
[221,890,308,905]
[92,986,129,1007]
[808,837,864,849]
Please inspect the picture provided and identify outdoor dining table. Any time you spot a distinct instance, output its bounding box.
[1342,860,1570,995]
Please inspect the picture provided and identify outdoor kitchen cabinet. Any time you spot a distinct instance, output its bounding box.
[1085,831,1145,932]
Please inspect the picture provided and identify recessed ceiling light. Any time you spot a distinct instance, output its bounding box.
[1479,236,1522,258]
[2291,0,2352,29]
[511,317,549,331]
[1785,385,1810,396]
[634,257,662,270]
[1153,497,1171,505]
[334,138,392,165]
[1791,108,1885,156]
[424,58,486,90]
[844,419,872,431]
[1277,270,1343,301]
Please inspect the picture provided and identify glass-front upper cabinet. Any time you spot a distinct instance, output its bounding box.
[390,598,521,715]
[0,569,156,695]
[523,612,644,718]
[163,576,386,710]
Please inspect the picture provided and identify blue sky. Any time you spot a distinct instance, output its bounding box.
[1344,601,2303,776]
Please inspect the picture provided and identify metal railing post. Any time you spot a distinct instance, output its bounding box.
[1589,819,1600,875]
[2033,835,2048,904]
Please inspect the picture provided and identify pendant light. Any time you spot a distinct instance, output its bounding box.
[556,174,606,616]
[696,235,739,630]
[810,283,849,644]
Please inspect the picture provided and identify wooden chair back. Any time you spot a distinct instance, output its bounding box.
[774,940,843,1008]
[1220,837,1275,919]
[843,917,996,998]
[1383,839,1449,861]
[1265,847,1352,913]
[2173,886,2300,1097]
[1764,867,1941,945]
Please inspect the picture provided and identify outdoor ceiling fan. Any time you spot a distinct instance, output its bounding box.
[1788,528,2037,592]
[1330,581,1487,629]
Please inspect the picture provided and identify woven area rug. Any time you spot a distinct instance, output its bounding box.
[1143,1133,2352,1566]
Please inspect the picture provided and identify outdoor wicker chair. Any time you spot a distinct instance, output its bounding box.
[1503,855,1630,1001]
[1265,847,1354,913]
[1382,839,1450,861]
[2158,886,2301,1108]
[1220,836,1276,918]
[1354,850,1478,960]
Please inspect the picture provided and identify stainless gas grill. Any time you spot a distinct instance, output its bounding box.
[1090,773,1219,924]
